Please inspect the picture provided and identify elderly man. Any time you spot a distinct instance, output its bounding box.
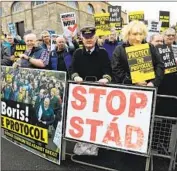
[149,33,163,46]
[71,25,112,83]
[13,33,49,68]
[103,28,119,60]
[48,36,72,77]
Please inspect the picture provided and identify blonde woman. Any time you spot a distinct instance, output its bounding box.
[111,20,164,87]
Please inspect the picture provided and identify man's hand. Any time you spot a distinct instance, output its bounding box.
[74,76,83,83]
[147,82,154,87]
[10,55,15,61]
[19,54,29,60]
[98,78,109,84]
[12,62,20,68]
[135,81,147,86]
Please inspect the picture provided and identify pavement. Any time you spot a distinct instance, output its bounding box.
[1,138,175,171]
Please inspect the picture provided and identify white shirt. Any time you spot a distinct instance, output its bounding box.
[86,47,95,54]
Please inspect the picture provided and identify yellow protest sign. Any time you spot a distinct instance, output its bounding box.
[94,13,111,36]
[128,11,144,23]
[14,44,27,61]
[125,43,155,83]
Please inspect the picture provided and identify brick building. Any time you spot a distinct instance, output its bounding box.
[1,1,127,38]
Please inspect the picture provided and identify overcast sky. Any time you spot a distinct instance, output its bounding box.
[110,2,177,25]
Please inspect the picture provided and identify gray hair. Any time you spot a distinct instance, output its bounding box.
[149,33,163,42]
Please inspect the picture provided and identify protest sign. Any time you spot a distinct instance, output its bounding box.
[65,82,156,154]
[51,34,61,51]
[148,20,161,33]
[172,45,177,61]
[1,66,66,165]
[125,43,155,83]
[8,23,17,37]
[157,45,177,74]
[13,44,27,62]
[60,12,77,39]
[147,20,161,42]
[128,11,144,23]
[108,6,122,31]
[94,13,110,36]
[159,11,170,32]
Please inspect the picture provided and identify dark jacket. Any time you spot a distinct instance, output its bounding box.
[20,46,48,68]
[103,39,119,60]
[71,45,112,82]
[111,42,165,87]
[1,43,12,66]
[48,47,72,72]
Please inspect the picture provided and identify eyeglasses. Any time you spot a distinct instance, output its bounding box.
[166,34,175,37]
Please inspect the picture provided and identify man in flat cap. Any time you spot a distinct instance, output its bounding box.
[70,25,112,83]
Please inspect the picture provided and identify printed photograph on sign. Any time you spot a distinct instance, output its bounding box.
[65,82,156,154]
[1,66,66,165]
[125,43,155,83]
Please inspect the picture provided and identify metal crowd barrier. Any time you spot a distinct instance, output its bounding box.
[61,93,177,171]
[151,94,177,171]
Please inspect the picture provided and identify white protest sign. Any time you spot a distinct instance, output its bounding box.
[148,20,162,33]
[147,20,162,42]
[60,12,78,39]
[172,45,177,61]
[50,34,62,51]
[65,83,155,154]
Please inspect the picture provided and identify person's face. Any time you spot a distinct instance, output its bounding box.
[128,26,144,45]
[151,35,163,46]
[40,90,44,97]
[14,84,17,90]
[7,36,14,44]
[55,83,59,88]
[109,33,117,42]
[42,34,50,43]
[51,91,54,96]
[25,35,36,50]
[56,37,65,50]
[164,32,176,45]
[44,98,50,108]
[82,35,96,49]
[49,84,53,88]
[56,89,60,96]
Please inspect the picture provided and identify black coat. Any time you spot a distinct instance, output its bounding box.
[71,46,112,82]
[111,42,165,87]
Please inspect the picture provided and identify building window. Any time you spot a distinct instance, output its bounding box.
[12,2,23,13]
[87,4,94,14]
[67,1,79,9]
[102,9,106,13]
[0,7,2,16]
[32,1,47,7]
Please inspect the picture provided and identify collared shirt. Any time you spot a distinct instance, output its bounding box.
[24,47,49,66]
[86,47,95,54]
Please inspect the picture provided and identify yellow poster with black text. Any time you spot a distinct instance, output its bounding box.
[1,66,66,165]
[125,44,155,83]
[128,11,144,23]
[94,13,110,36]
